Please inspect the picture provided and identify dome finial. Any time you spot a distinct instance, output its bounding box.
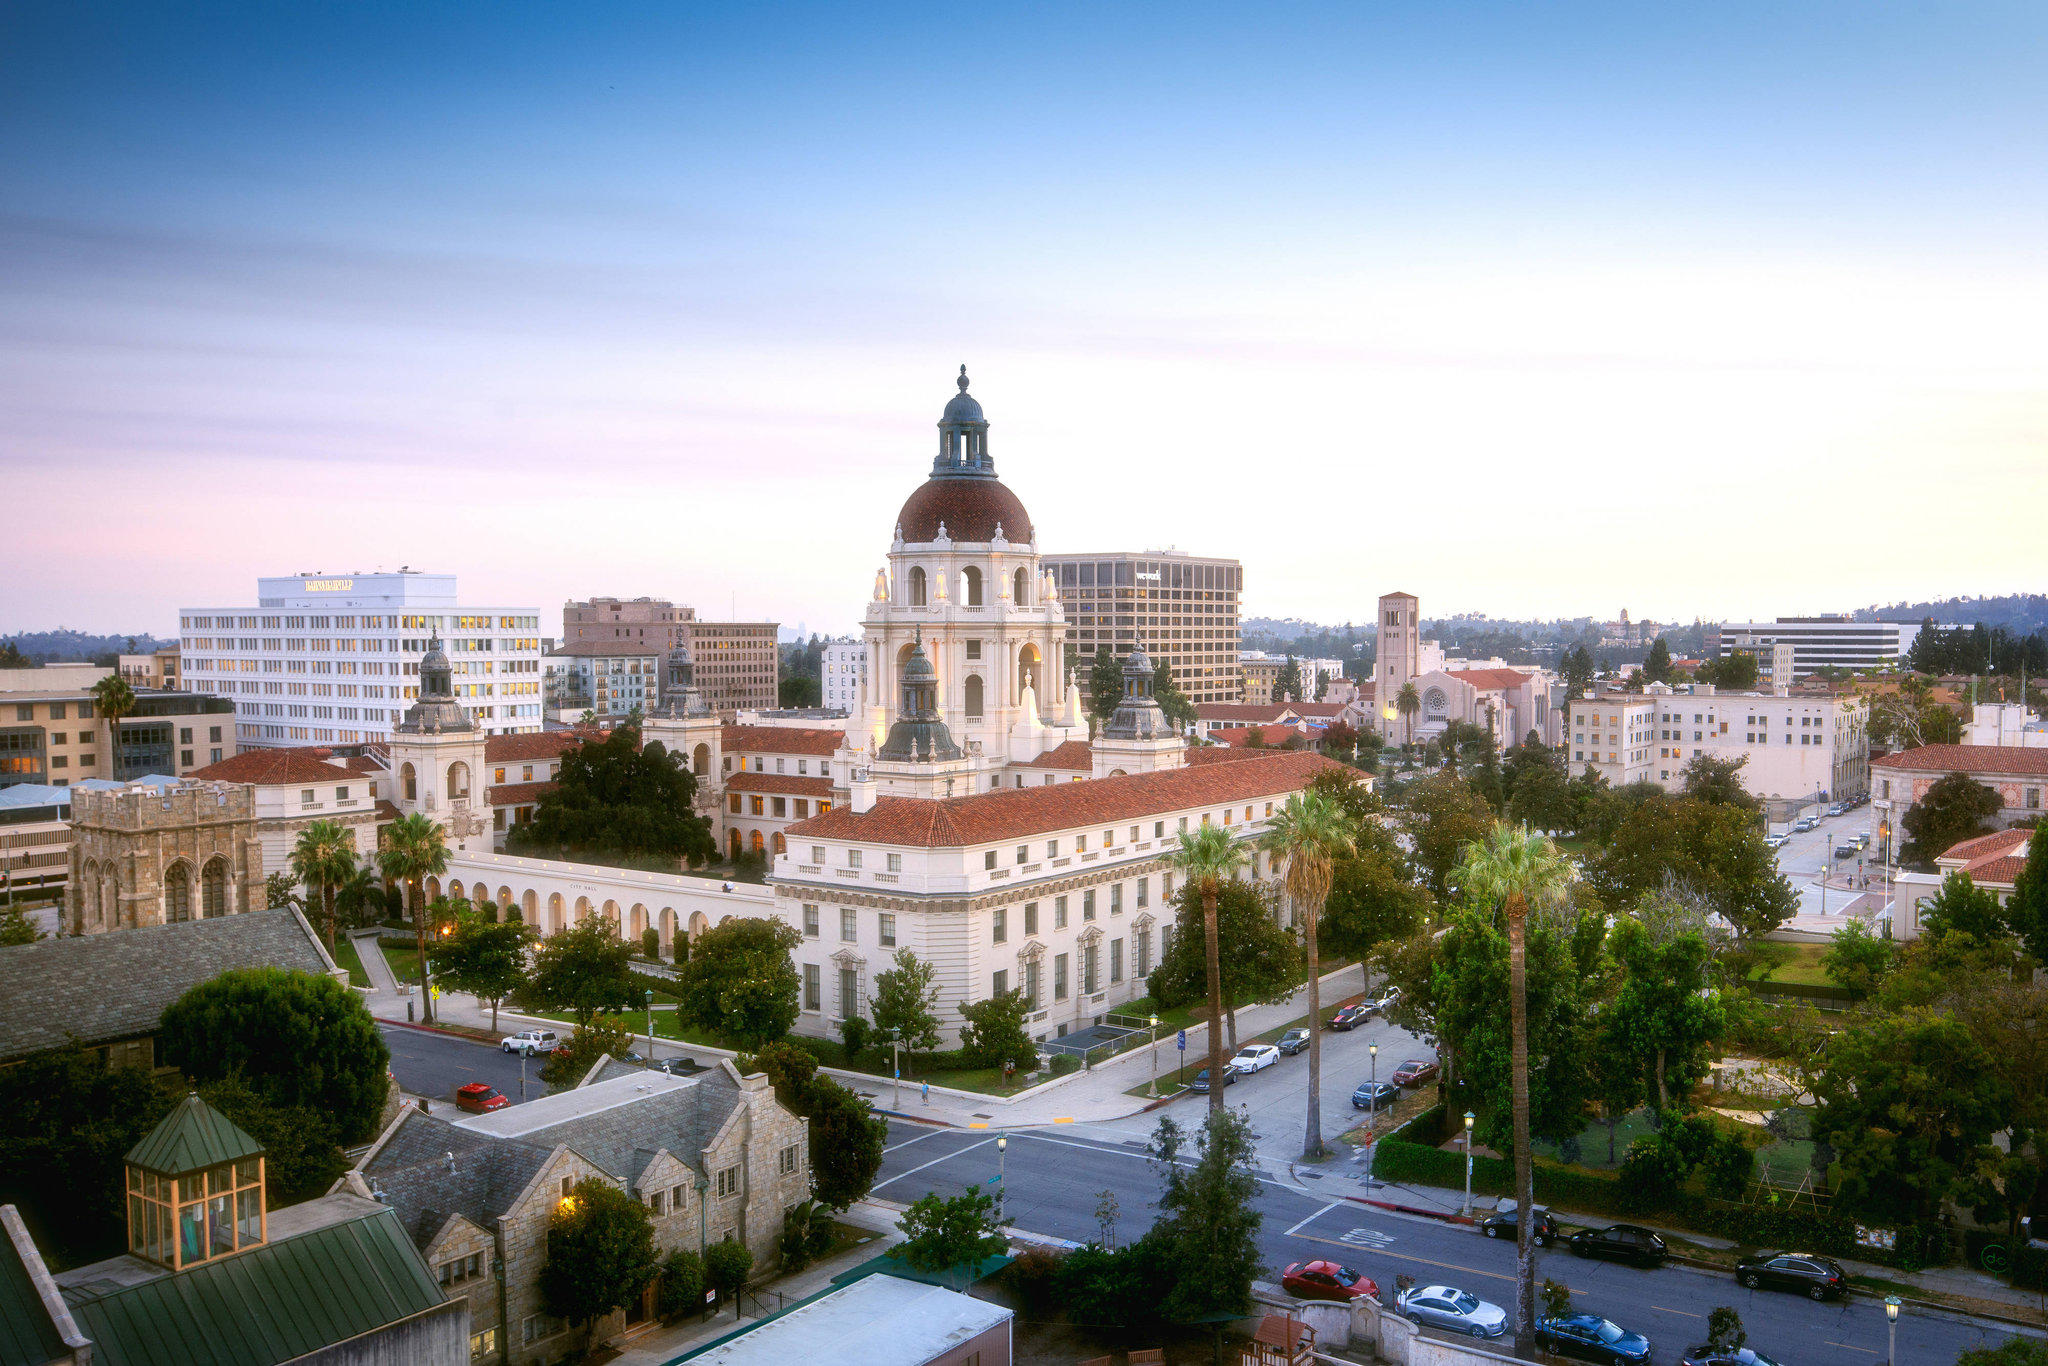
[957,364,970,393]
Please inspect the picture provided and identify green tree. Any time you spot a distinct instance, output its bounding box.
[1057,1238,1169,1330]
[778,675,822,708]
[0,1046,177,1264]
[156,967,391,1143]
[0,903,45,945]
[333,859,384,931]
[1275,655,1304,704]
[704,1238,754,1302]
[745,1040,820,1109]
[1396,681,1421,747]
[2005,827,2048,964]
[957,990,1039,1075]
[778,1198,834,1273]
[1146,877,1300,1054]
[1560,646,1595,702]
[1587,1015,1647,1166]
[195,1071,346,1205]
[518,916,641,1024]
[377,812,449,1021]
[1901,772,2003,863]
[507,724,716,866]
[1643,638,1673,685]
[1700,651,1759,689]
[1586,794,1794,943]
[1088,647,1124,727]
[539,1177,658,1342]
[654,1248,705,1320]
[675,917,802,1047]
[264,871,302,910]
[435,915,529,1030]
[1405,774,1496,897]
[1605,918,1724,1109]
[1680,753,1758,812]
[289,819,359,950]
[1504,737,1575,833]
[89,674,136,778]
[1810,1010,2011,1226]
[1149,1108,1262,1324]
[1452,823,1578,1354]
[1705,1308,1747,1353]
[1161,825,1249,1116]
[1819,919,1895,998]
[540,1015,635,1091]
[1319,840,1432,963]
[896,1188,1007,1290]
[870,949,942,1072]
[801,1076,888,1210]
[1150,658,1198,731]
[1261,790,1357,1160]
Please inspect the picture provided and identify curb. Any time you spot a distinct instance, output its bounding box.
[375,1018,504,1046]
[877,1110,958,1128]
[1343,1193,1475,1227]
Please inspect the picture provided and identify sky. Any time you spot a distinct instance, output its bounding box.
[3,2,2045,639]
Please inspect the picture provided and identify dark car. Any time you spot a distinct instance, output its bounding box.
[1276,1027,1312,1056]
[1684,1348,1784,1366]
[1536,1315,1652,1366]
[1327,1004,1371,1031]
[1281,1259,1378,1304]
[1391,1058,1440,1088]
[1478,1204,1558,1247]
[1736,1251,1847,1301]
[1189,1065,1237,1093]
[652,1057,703,1077]
[454,1082,508,1114]
[1351,1080,1400,1110]
[1569,1223,1668,1267]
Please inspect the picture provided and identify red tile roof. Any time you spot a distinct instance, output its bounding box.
[487,781,556,807]
[187,749,357,785]
[484,731,592,763]
[1940,827,2032,863]
[1019,740,1094,770]
[1290,702,1350,718]
[1211,724,1310,749]
[1195,703,1297,724]
[1187,745,1274,766]
[1447,668,1531,691]
[726,773,835,797]
[341,755,384,776]
[788,750,1342,848]
[721,725,845,757]
[1872,745,2048,777]
[374,799,401,821]
[1974,855,2032,885]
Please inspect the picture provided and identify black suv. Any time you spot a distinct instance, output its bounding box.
[1735,1251,1847,1301]
[1478,1205,1558,1247]
[1568,1223,1667,1267]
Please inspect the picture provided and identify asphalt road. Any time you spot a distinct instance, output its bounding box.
[378,1022,547,1106]
[876,1119,2025,1366]
[1773,804,1883,917]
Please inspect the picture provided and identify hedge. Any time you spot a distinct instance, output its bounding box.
[1746,978,1857,1006]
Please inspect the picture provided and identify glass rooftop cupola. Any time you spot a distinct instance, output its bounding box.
[123,1093,267,1270]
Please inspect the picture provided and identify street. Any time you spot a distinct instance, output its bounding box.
[379,1022,548,1106]
[876,1118,2024,1366]
[1772,803,1883,920]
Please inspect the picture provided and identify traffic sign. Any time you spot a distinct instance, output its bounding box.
[1176,1030,1186,1051]
[985,1175,1002,1186]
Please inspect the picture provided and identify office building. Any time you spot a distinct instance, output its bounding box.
[544,642,662,721]
[180,571,544,748]
[822,637,869,711]
[1568,685,1870,803]
[563,597,780,716]
[117,646,182,690]
[1041,549,1242,707]
[1709,617,1928,679]
[0,667,235,788]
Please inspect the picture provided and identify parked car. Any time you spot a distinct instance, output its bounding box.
[1391,1058,1439,1088]
[1735,1251,1847,1300]
[1276,1027,1312,1056]
[1834,843,1859,859]
[1568,1223,1668,1266]
[1478,1204,1558,1247]
[1282,1260,1378,1303]
[1327,1004,1372,1031]
[1793,817,1818,832]
[653,1056,703,1076]
[454,1082,508,1114]
[1232,1044,1281,1074]
[1853,832,1872,849]
[1765,834,1788,849]
[1352,1080,1400,1110]
[1398,1284,1507,1338]
[1362,985,1403,1016]
[501,1029,559,1056]
[1685,1347,1784,1366]
[1828,803,1847,817]
[1189,1065,1237,1093]
[1535,1314,1653,1365]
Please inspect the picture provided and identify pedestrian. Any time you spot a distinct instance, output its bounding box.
[921,1080,929,1106]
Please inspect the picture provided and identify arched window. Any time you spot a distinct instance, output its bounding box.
[964,674,985,719]
[447,761,470,801]
[692,743,710,775]
[962,566,983,607]
[103,871,120,929]
[908,566,928,606]
[1014,568,1029,604]
[200,858,230,919]
[772,832,786,855]
[164,862,192,923]
[400,762,417,803]
[728,830,742,859]
[750,830,765,854]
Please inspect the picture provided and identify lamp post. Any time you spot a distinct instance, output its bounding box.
[997,1135,1007,1224]
[892,1037,901,1109]
[1462,1112,1476,1215]
[644,989,656,1064]
[1885,1295,1900,1366]
[1147,1015,1160,1098]
[1365,1042,1382,1187]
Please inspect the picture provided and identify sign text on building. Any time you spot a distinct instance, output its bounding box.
[302,579,355,592]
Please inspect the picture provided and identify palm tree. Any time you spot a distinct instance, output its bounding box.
[90,674,137,779]
[1395,681,1420,751]
[1453,822,1574,1354]
[333,859,383,934]
[290,819,358,950]
[379,813,450,1022]
[1163,824,1247,1117]
[1260,791,1357,1159]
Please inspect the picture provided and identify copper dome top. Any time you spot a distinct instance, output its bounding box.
[895,476,1034,545]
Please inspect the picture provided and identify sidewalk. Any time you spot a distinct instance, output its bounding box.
[349,929,402,994]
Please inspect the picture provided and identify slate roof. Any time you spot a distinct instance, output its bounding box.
[1872,744,2048,777]
[127,1095,264,1176]
[356,1111,551,1248]
[456,1069,746,1190]
[0,911,338,1063]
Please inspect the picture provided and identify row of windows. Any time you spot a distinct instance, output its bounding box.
[184,614,540,630]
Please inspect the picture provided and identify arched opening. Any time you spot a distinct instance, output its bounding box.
[658,908,677,950]
[692,743,709,775]
[447,761,470,801]
[164,861,193,923]
[200,858,230,919]
[908,566,928,606]
[497,886,513,918]
[547,892,564,933]
[688,910,709,942]
[521,888,538,924]
[962,566,983,606]
[448,879,465,903]
[964,674,985,719]
[1014,567,1030,604]
[1017,643,1041,704]
[719,914,735,927]
[749,830,765,854]
[772,832,786,855]
[79,862,100,932]
[102,869,120,929]
[400,762,417,803]
[728,830,742,859]
[574,895,593,924]
[425,876,442,903]
[629,904,647,940]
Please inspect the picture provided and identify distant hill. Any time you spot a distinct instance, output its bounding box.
[1,630,175,666]
[1853,593,2048,635]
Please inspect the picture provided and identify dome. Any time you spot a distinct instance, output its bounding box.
[1123,645,1156,678]
[895,476,1034,545]
[942,390,984,424]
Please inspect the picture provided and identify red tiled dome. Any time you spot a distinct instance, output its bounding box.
[896,476,1034,545]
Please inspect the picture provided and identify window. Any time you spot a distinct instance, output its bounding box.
[1024,901,1038,936]
[1082,890,1095,921]
[1048,839,1059,857]
[646,1189,664,1215]
[1110,937,1124,983]
[811,846,825,863]
[803,905,819,937]
[993,905,1007,943]
[717,1167,739,1198]
[1017,844,1029,865]
[1054,953,1069,1001]
[848,849,862,869]
[670,1183,686,1211]
[887,852,902,872]
[1055,896,1069,928]
[841,908,857,942]
[994,968,1009,997]
[985,850,997,870]
[1024,958,1041,1009]
[878,913,896,947]
[1154,821,1164,838]
[1136,877,1148,908]
[804,964,820,1010]
[1083,943,1099,994]
[1136,927,1151,977]
[750,795,764,816]
[470,1328,498,1360]
[779,1144,799,1175]
[1110,884,1123,914]
[523,1314,564,1345]
[1076,834,1087,852]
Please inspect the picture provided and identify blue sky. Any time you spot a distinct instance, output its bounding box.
[4,2,2044,635]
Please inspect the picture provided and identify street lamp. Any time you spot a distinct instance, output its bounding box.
[1147,1015,1160,1098]
[1885,1295,1900,1366]
[997,1135,1007,1224]
[1462,1112,1476,1215]
[1365,1042,1382,1186]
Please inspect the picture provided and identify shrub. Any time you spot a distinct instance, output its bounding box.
[641,927,660,959]
[1056,1238,1168,1329]
[705,1239,753,1300]
[672,934,689,964]
[1051,1055,1080,1077]
[1001,1246,1066,1317]
[1699,1131,1756,1201]
[1705,1307,1746,1352]
[841,1016,870,1066]
[655,1248,705,1319]
[778,1200,833,1273]
[1540,1279,1573,1320]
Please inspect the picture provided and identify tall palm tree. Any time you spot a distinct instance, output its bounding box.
[379,813,450,1022]
[1260,791,1357,1159]
[1453,822,1574,1354]
[1396,681,1420,751]
[90,674,137,779]
[333,859,383,934]
[290,819,358,950]
[1163,824,1247,1117]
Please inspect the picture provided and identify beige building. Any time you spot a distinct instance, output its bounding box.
[562,597,780,715]
[186,748,385,876]
[349,1056,810,1365]
[1871,744,2048,828]
[1568,684,1870,802]
[117,646,182,690]
[1,666,235,789]
[1042,550,1242,707]
[66,781,264,934]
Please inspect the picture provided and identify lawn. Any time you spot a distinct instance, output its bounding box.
[1530,1109,1662,1170]
[331,934,371,988]
[1746,941,1836,988]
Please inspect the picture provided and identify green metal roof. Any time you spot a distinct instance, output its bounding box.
[67,1207,446,1366]
[124,1095,263,1176]
[0,1230,67,1366]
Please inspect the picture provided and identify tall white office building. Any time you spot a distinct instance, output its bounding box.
[821,638,869,711]
[179,572,545,748]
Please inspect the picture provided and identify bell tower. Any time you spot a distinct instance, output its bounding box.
[642,641,724,825]
[1092,645,1186,778]
[385,628,490,851]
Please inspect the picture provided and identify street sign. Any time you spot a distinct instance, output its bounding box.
[985,1175,1002,1186]
[1176,1030,1186,1051]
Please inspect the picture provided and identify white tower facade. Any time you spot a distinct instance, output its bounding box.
[1375,591,1421,743]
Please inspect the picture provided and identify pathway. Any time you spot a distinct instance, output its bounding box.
[349,929,402,994]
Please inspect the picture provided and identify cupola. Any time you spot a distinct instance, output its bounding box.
[123,1093,267,1270]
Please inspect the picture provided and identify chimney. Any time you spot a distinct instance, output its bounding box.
[851,773,878,814]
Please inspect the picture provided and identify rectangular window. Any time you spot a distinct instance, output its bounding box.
[1024,901,1038,936]
[993,905,1007,943]
[1136,928,1151,977]
[1055,896,1069,929]
[1048,839,1059,857]
[878,913,896,947]
[1110,937,1124,983]
[812,845,825,863]
[1017,844,1029,865]
[750,795,764,815]
[717,1167,739,1198]
[1082,944,1098,995]
[1154,821,1164,838]
[994,968,1008,998]
[1025,959,1041,1009]
[1110,884,1123,914]
[985,850,997,870]
[804,964,820,1010]
[1076,834,1087,852]
[779,1144,799,1175]
[839,966,859,1019]
[1082,890,1095,921]
[841,908,857,942]
[887,852,902,872]
[803,905,819,937]
[470,1328,499,1361]
[670,1183,686,1211]
[1054,953,1069,1001]
[1136,877,1148,908]
[848,849,862,868]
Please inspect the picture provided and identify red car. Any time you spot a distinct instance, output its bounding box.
[1282,1260,1378,1304]
[455,1082,509,1114]
[1391,1058,1439,1088]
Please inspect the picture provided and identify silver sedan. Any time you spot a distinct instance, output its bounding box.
[1397,1285,1509,1339]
